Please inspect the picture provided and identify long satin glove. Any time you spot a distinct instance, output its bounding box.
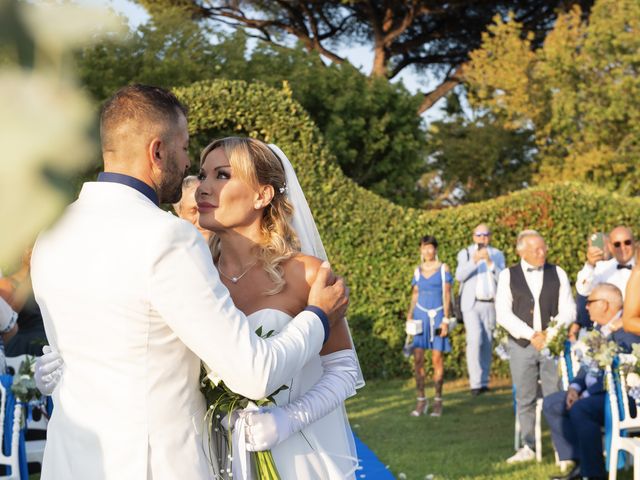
[34,345,64,395]
[244,349,358,451]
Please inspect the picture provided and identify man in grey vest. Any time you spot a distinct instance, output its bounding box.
[496,230,576,464]
[455,223,505,396]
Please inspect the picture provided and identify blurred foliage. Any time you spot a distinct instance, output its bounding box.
[465,0,640,195]
[174,79,640,380]
[75,13,428,207]
[423,93,536,206]
[0,1,121,271]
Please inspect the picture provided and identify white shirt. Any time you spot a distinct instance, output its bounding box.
[575,257,635,298]
[496,259,576,341]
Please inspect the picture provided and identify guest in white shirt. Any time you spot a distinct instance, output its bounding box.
[496,230,576,464]
[571,226,635,340]
[576,226,635,299]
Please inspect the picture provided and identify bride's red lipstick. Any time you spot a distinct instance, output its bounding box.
[197,202,215,213]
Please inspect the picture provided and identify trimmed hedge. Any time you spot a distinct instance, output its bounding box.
[174,80,640,380]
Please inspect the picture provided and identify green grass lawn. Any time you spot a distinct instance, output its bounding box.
[346,377,632,480]
[25,377,633,480]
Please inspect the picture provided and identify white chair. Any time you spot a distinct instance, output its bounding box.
[0,381,24,480]
[605,363,640,480]
[4,355,47,467]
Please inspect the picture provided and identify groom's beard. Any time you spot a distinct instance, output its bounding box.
[158,153,185,204]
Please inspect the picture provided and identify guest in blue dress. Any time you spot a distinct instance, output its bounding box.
[405,235,453,417]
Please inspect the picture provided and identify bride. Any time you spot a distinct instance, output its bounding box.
[38,137,364,479]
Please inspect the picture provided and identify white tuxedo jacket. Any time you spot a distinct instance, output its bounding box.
[31,182,324,480]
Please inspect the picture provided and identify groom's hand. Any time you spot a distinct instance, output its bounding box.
[308,261,349,327]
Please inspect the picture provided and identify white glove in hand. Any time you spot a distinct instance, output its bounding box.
[35,345,63,395]
[244,349,358,452]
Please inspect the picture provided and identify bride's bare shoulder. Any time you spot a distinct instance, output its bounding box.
[283,253,323,289]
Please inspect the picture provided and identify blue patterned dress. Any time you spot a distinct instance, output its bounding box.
[411,266,453,352]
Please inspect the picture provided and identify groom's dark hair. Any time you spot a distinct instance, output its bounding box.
[100,84,188,152]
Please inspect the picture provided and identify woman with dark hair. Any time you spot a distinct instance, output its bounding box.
[405,235,453,417]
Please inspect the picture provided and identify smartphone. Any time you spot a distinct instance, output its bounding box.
[591,232,605,250]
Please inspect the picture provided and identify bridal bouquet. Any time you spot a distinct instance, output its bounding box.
[541,316,569,359]
[200,326,287,480]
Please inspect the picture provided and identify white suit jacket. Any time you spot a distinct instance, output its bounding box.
[31,182,324,480]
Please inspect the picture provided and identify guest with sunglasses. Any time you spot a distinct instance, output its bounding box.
[543,283,640,480]
[573,227,636,340]
[455,223,505,396]
[576,226,635,300]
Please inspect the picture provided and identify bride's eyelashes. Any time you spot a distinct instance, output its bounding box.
[196,171,206,181]
[215,168,230,180]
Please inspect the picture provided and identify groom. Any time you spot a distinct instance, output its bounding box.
[31,84,348,480]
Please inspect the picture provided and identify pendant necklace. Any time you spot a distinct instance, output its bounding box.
[217,256,258,284]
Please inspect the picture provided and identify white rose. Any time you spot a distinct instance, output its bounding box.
[627,373,640,388]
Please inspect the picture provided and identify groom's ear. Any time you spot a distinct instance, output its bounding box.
[254,185,275,209]
[148,137,164,170]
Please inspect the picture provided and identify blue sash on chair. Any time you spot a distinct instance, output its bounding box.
[604,358,627,472]
[0,374,29,480]
[563,340,575,383]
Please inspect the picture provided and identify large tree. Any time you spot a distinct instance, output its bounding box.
[137,0,593,114]
[75,13,427,205]
[465,0,640,195]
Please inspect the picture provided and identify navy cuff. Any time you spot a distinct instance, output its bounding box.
[305,305,330,344]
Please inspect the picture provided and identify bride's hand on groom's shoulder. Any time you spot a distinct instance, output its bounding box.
[308,261,349,327]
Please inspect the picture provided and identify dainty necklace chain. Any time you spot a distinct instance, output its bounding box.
[217,256,258,284]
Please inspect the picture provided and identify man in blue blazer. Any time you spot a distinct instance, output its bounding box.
[455,224,506,395]
[543,283,640,480]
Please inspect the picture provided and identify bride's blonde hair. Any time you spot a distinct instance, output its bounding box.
[200,137,300,295]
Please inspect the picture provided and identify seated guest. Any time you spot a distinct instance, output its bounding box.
[0,297,19,369]
[5,293,47,357]
[0,248,47,356]
[543,283,640,480]
[496,230,576,463]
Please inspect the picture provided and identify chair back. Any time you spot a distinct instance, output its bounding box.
[607,359,640,431]
[0,377,23,480]
[559,340,580,390]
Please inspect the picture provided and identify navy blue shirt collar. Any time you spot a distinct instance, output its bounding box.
[97,172,159,206]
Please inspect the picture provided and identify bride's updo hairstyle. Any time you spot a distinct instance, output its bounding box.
[200,137,300,295]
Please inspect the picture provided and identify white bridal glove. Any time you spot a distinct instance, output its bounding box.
[35,345,64,395]
[244,349,358,451]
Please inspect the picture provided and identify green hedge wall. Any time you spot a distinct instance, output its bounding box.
[174,80,640,380]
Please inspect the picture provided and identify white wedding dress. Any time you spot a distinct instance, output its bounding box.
[234,308,358,479]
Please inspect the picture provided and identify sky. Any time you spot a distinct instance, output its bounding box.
[86,0,448,124]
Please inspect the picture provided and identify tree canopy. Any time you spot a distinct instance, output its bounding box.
[75,11,427,206]
[136,0,594,114]
[423,94,535,206]
[465,0,640,195]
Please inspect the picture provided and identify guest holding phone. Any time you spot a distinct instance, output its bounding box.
[405,235,453,417]
[573,226,635,339]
